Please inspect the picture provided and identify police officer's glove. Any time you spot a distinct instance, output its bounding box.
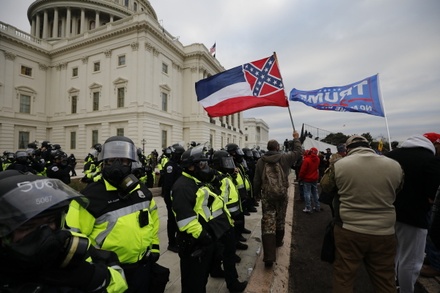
[210,174,222,189]
[198,230,213,246]
[40,261,110,293]
[88,246,120,267]
[148,252,160,263]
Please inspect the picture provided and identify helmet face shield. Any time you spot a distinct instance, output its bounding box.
[235,148,245,156]
[221,156,236,170]
[100,141,137,162]
[0,178,88,237]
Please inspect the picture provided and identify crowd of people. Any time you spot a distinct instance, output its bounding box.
[317,132,440,292]
[0,134,298,293]
[1,130,439,292]
[1,141,77,184]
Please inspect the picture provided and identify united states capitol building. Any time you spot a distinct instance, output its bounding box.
[0,0,269,157]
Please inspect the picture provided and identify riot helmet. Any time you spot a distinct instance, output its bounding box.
[99,136,137,162]
[100,136,139,192]
[15,151,28,164]
[0,171,88,238]
[225,143,244,163]
[0,171,89,269]
[211,150,236,174]
[51,150,68,166]
[27,142,38,150]
[92,143,102,153]
[181,145,216,182]
[162,147,172,158]
[41,141,51,148]
[252,149,261,160]
[180,145,208,168]
[170,144,185,162]
[242,147,253,159]
[5,152,15,161]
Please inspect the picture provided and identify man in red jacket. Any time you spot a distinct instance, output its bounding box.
[299,147,321,213]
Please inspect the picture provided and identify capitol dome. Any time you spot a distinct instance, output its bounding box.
[27,0,158,40]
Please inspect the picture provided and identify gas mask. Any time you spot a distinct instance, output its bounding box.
[60,158,68,167]
[102,159,139,197]
[234,155,243,164]
[1,225,89,270]
[193,161,215,182]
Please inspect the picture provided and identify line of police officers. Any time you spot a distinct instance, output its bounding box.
[1,141,77,184]
[0,135,263,293]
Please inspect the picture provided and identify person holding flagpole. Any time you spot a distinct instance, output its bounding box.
[253,131,302,267]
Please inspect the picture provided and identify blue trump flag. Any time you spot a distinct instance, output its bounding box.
[289,74,384,117]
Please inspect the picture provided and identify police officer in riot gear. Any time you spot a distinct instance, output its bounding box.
[162,144,185,253]
[47,150,72,184]
[0,170,128,292]
[172,145,234,293]
[66,136,169,293]
[225,143,252,249]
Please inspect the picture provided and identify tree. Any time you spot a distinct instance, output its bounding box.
[322,132,349,145]
[360,132,373,143]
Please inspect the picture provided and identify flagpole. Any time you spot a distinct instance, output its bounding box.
[273,52,295,132]
[377,74,393,150]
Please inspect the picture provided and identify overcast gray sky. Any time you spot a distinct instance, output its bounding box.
[1,0,439,144]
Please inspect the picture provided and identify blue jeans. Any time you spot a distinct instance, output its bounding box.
[425,237,440,271]
[303,181,319,210]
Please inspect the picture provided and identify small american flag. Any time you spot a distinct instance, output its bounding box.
[209,43,216,57]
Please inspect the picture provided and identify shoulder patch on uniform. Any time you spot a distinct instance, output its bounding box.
[166,165,174,173]
[137,190,146,198]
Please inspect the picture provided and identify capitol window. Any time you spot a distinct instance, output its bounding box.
[162,62,168,74]
[93,61,100,72]
[20,65,32,77]
[118,55,126,66]
[161,92,168,111]
[117,87,125,108]
[19,94,31,113]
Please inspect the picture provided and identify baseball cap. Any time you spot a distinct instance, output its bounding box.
[310,147,318,155]
[337,144,346,153]
[346,135,369,149]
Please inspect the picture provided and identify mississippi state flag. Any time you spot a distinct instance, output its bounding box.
[195,54,288,117]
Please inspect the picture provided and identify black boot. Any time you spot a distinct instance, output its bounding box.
[228,280,248,293]
[236,242,248,250]
[276,229,285,247]
[262,234,277,267]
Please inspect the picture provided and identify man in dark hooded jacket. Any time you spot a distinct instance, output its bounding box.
[386,134,440,292]
[253,131,302,267]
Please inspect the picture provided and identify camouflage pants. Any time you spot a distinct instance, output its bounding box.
[261,194,288,235]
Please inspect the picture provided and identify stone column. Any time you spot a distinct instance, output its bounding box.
[95,11,100,28]
[42,10,48,39]
[31,18,36,36]
[80,8,85,34]
[52,8,59,38]
[72,16,77,36]
[35,14,41,38]
[61,18,65,38]
[66,8,71,37]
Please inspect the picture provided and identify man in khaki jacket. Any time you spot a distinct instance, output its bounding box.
[321,135,404,292]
